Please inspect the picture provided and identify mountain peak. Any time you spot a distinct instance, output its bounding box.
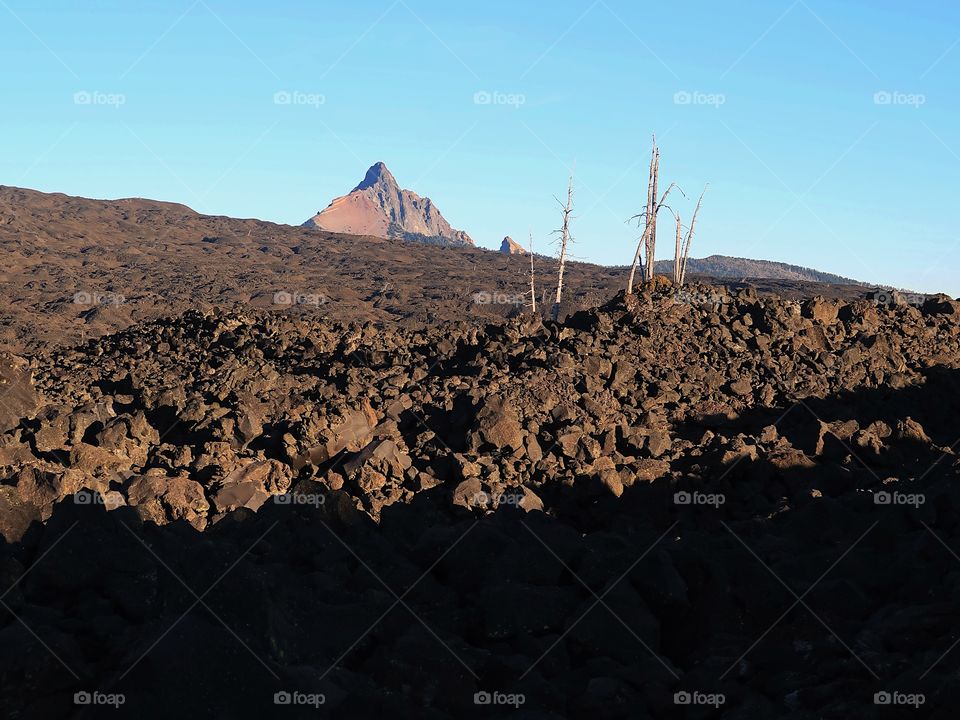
[354,162,397,192]
[304,163,473,247]
[500,236,527,255]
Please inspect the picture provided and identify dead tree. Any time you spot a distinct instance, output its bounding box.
[627,135,679,293]
[678,185,707,287]
[528,230,537,314]
[551,171,574,322]
[646,139,659,284]
[673,211,683,284]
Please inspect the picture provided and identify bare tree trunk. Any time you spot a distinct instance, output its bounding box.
[628,137,658,295]
[628,186,677,293]
[528,230,536,314]
[627,223,652,295]
[627,137,695,293]
[551,172,574,322]
[679,185,707,287]
[673,211,683,284]
[646,144,660,284]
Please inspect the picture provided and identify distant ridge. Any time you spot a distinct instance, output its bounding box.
[303,162,473,247]
[653,255,864,285]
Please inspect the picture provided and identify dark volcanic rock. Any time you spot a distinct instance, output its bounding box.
[0,284,958,718]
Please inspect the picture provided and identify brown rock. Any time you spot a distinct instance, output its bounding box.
[599,469,624,497]
[802,297,840,324]
[68,442,133,478]
[33,406,72,453]
[557,430,582,459]
[0,354,38,433]
[0,486,39,542]
[897,417,930,444]
[517,486,544,512]
[126,475,210,530]
[356,466,388,493]
[327,400,380,456]
[0,436,35,465]
[15,466,93,519]
[626,459,670,484]
[471,398,524,451]
[451,478,485,509]
[767,446,816,470]
[646,430,672,458]
[345,439,412,478]
[454,453,482,479]
[213,460,293,513]
[525,435,543,463]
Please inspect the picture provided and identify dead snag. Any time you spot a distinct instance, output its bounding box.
[673,210,683,284]
[551,171,575,322]
[679,185,707,287]
[627,135,680,293]
[528,230,537,314]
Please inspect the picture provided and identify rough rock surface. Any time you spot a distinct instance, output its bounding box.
[0,354,38,432]
[0,284,958,718]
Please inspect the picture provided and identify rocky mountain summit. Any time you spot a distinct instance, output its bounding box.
[303,162,474,247]
[500,236,527,254]
[1,284,959,717]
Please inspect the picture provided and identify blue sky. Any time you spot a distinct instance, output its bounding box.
[1,0,958,296]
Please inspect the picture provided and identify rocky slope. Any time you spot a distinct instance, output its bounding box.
[1,285,959,718]
[303,162,474,247]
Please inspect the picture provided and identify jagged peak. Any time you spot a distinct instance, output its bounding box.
[353,162,398,192]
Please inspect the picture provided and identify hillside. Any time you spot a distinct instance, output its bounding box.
[653,255,862,284]
[0,185,880,353]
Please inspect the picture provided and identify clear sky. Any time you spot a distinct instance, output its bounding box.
[1,0,958,296]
